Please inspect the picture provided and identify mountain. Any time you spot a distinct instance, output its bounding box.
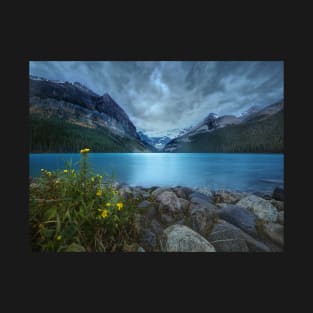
[163,100,284,153]
[29,76,152,152]
[138,127,193,150]
[137,131,172,150]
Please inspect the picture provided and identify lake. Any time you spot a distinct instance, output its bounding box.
[29,153,284,193]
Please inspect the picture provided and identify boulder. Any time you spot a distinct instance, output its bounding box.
[272,187,284,201]
[277,211,284,225]
[178,198,190,215]
[137,200,158,219]
[149,219,164,236]
[263,223,284,247]
[137,200,152,209]
[151,187,172,198]
[173,187,188,200]
[140,229,157,251]
[214,190,245,204]
[160,225,216,252]
[237,229,271,252]
[160,214,175,226]
[173,186,193,199]
[237,195,278,222]
[218,205,258,237]
[270,199,284,211]
[118,185,133,200]
[193,187,215,198]
[156,191,184,218]
[189,192,214,203]
[208,219,271,252]
[207,220,249,252]
[190,210,217,237]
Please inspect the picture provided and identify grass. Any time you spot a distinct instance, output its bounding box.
[29,148,140,252]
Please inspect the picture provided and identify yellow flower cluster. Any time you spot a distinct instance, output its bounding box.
[80,148,91,153]
[117,202,123,211]
[97,208,109,219]
[64,169,68,173]
[96,190,102,197]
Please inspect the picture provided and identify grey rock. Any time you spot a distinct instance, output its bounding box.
[190,208,218,237]
[151,187,172,198]
[189,192,214,203]
[149,219,163,236]
[137,200,152,209]
[263,223,284,247]
[218,204,258,237]
[156,191,183,217]
[137,246,145,252]
[178,198,190,215]
[119,186,133,200]
[140,229,157,251]
[237,229,271,252]
[160,214,175,226]
[272,187,284,201]
[214,190,247,204]
[207,220,249,252]
[193,187,215,198]
[160,225,216,252]
[173,187,188,200]
[277,211,284,225]
[270,199,284,211]
[189,199,218,213]
[237,195,278,222]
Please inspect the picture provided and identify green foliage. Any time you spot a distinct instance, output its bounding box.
[30,114,148,152]
[172,110,284,153]
[29,150,140,252]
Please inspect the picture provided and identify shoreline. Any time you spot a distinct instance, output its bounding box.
[113,183,285,252]
[29,178,284,252]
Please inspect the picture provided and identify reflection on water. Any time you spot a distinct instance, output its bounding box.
[29,153,284,193]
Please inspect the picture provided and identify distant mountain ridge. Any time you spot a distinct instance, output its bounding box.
[29,76,152,152]
[163,100,283,153]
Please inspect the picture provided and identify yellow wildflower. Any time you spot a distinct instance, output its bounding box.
[64,169,68,173]
[101,209,109,219]
[106,202,111,207]
[47,171,52,177]
[117,202,123,211]
[91,177,95,182]
[56,235,62,240]
[80,148,91,153]
[96,190,102,196]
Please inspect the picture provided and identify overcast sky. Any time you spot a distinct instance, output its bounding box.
[29,61,284,136]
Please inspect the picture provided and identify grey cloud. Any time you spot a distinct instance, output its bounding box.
[29,61,284,135]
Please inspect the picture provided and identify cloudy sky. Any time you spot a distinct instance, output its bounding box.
[29,61,284,136]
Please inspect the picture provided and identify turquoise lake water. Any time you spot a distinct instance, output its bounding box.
[29,153,284,193]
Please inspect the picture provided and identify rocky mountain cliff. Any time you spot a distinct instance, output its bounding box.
[29,76,151,152]
[164,100,284,153]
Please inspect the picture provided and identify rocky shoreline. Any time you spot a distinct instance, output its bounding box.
[114,183,284,252]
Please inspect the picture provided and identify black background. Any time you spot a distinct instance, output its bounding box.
[3,3,308,310]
